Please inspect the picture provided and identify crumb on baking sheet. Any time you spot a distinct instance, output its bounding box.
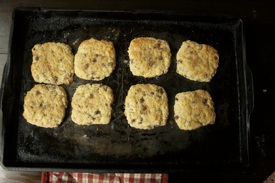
[64,33,70,38]
[169,120,173,124]
[72,38,79,45]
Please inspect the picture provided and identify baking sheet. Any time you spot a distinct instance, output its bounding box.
[0,8,253,172]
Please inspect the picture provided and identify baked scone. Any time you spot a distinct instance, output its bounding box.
[174,90,216,130]
[31,42,74,85]
[74,38,116,81]
[23,84,68,128]
[176,40,219,82]
[124,84,168,130]
[128,37,171,78]
[71,84,114,125]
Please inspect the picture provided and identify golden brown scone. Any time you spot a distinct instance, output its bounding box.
[31,42,74,85]
[174,90,216,130]
[74,38,116,81]
[23,84,68,128]
[124,84,168,130]
[71,84,114,125]
[176,40,219,82]
[128,37,171,78]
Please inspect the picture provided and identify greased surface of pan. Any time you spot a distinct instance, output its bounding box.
[0,8,252,172]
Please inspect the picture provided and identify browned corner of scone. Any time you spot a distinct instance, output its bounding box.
[71,83,114,125]
[124,84,169,130]
[128,37,171,78]
[31,42,74,85]
[176,40,219,82]
[23,84,68,128]
[174,90,216,130]
[74,38,116,81]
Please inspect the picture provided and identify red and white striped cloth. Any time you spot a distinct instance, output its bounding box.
[41,172,168,183]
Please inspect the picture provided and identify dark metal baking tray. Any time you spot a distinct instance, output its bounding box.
[0,7,253,173]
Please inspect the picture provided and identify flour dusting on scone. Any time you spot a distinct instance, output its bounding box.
[74,38,116,81]
[124,84,168,130]
[71,84,114,125]
[31,42,74,85]
[176,40,219,82]
[174,90,216,130]
[128,37,171,78]
[23,84,68,128]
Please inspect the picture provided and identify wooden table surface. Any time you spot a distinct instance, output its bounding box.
[0,0,274,182]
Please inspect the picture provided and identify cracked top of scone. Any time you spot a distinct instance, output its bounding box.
[71,83,114,125]
[23,84,68,128]
[174,90,216,130]
[31,42,74,85]
[74,38,116,81]
[128,37,171,78]
[176,40,219,82]
[124,84,169,130]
